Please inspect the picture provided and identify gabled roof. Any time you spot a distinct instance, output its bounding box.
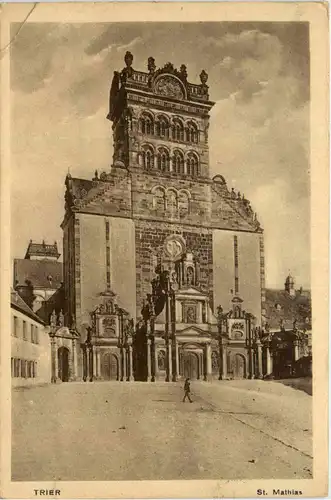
[14,259,63,290]
[264,288,311,331]
[11,289,45,325]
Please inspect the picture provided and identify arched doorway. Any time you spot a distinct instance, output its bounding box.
[58,347,70,382]
[183,351,199,380]
[232,353,246,379]
[101,352,119,380]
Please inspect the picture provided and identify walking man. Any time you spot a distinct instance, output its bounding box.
[182,377,193,403]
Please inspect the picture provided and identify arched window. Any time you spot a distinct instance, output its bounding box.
[178,190,190,217]
[141,145,154,170]
[157,148,170,172]
[173,150,184,174]
[186,152,199,177]
[172,119,184,141]
[140,113,154,136]
[152,187,166,213]
[166,189,178,218]
[156,116,169,138]
[186,122,198,143]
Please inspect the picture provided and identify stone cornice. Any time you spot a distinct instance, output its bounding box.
[126,89,213,117]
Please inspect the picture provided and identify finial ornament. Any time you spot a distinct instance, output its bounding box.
[180,64,187,80]
[200,70,208,85]
[124,51,133,68]
[148,56,156,73]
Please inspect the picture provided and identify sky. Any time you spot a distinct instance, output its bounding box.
[10,22,310,289]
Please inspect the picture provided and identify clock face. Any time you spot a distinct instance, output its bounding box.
[154,76,184,100]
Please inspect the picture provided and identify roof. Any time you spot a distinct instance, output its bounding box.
[14,259,63,290]
[264,288,311,331]
[11,289,45,325]
[25,240,60,259]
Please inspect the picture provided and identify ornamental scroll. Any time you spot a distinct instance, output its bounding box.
[154,76,185,100]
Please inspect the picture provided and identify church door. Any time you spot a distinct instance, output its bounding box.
[58,347,69,382]
[183,352,199,380]
[101,352,119,380]
[232,354,246,379]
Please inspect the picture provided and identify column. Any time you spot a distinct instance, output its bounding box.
[294,341,300,362]
[127,344,134,381]
[266,346,273,376]
[93,348,97,378]
[166,340,172,382]
[51,338,57,383]
[121,347,127,381]
[219,342,227,380]
[151,339,157,382]
[256,341,263,379]
[83,346,88,382]
[147,338,151,382]
[175,341,180,380]
[204,344,212,381]
[205,300,210,323]
[89,346,94,382]
[71,339,78,380]
[172,339,178,382]
[153,346,158,381]
[97,350,101,379]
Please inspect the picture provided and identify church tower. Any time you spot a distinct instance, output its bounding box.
[107,52,216,315]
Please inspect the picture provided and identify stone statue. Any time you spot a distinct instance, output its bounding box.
[187,267,194,285]
[58,310,64,327]
[50,310,57,328]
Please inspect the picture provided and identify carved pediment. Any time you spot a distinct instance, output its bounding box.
[153,74,186,100]
[178,325,207,336]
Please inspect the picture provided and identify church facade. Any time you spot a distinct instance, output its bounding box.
[59,52,265,382]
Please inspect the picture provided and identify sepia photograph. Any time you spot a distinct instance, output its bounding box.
[0,2,328,499]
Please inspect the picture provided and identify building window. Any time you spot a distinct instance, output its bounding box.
[186,152,199,177]
[13,316,18,337]
[14,358,20,377]
[186,122,198,143]
[140,113,154,135]
[20,359,26,378]
[35,327,39,344]
[152,187,166,213]
[178,190,190,217]
[22,321,27,341]
[172,119,184,141]
[33,361,37,378]
[173,150,185,174]
[156,116,169,138]
[157,148,170,172]
[166,189,178,218]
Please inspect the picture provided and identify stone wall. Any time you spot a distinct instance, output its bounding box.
[134,220,213,318]
[212,229,262,323]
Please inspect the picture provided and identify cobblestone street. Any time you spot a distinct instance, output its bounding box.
[12,380,312,481]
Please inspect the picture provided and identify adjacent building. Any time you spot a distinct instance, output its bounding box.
[13,240,63,313]
[261,274,312,378]
[11,289,51,387]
